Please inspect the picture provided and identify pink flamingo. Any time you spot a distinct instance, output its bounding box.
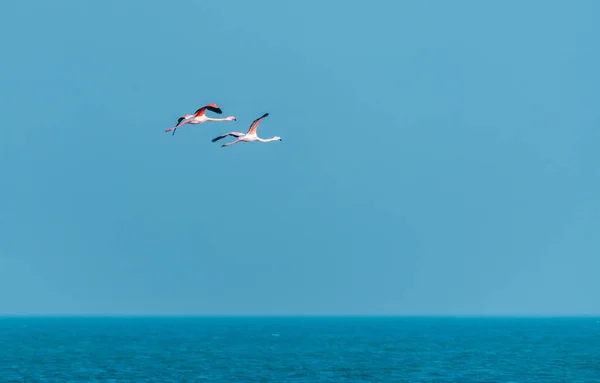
[211,113,281,147]
[165,103,236,135]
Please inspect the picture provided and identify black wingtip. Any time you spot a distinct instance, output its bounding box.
[205,105,223,114]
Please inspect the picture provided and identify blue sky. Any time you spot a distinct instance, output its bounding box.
[1,0,599,316]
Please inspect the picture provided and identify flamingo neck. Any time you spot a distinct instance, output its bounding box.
[206,117,234,122]
[256,137,279,142]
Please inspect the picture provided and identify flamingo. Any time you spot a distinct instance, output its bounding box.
[211,113,282,147]
[165,103,236,135]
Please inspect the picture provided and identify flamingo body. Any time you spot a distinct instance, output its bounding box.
[166,103,236,135]
[212,113,282,147]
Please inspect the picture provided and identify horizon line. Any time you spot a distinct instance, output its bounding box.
[1,314,599,318]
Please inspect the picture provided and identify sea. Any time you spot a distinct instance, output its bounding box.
[1,316,598,382]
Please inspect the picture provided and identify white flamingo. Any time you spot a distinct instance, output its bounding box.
[211,113,281,147]
[165,103,236,135]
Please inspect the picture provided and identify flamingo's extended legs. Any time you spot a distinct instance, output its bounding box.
[222,139,243,147]
[165,126,180,135]
[166,121,189,135]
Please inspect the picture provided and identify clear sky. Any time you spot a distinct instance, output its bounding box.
[1,0,599,316]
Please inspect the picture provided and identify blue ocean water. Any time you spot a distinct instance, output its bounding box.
[0,317,598,382]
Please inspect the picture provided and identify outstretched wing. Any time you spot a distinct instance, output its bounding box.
[211,132,244,142]
[247,113,269,135]
[195,103,223,116]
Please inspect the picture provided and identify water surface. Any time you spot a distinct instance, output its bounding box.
[1,316,598,382]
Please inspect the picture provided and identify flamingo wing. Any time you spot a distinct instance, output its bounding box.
[195,103,223,116]
[211,132,244,142]
[247,113,269,135]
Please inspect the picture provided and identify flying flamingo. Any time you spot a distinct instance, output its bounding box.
[211,113,281,147]
[165,103,236,135]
